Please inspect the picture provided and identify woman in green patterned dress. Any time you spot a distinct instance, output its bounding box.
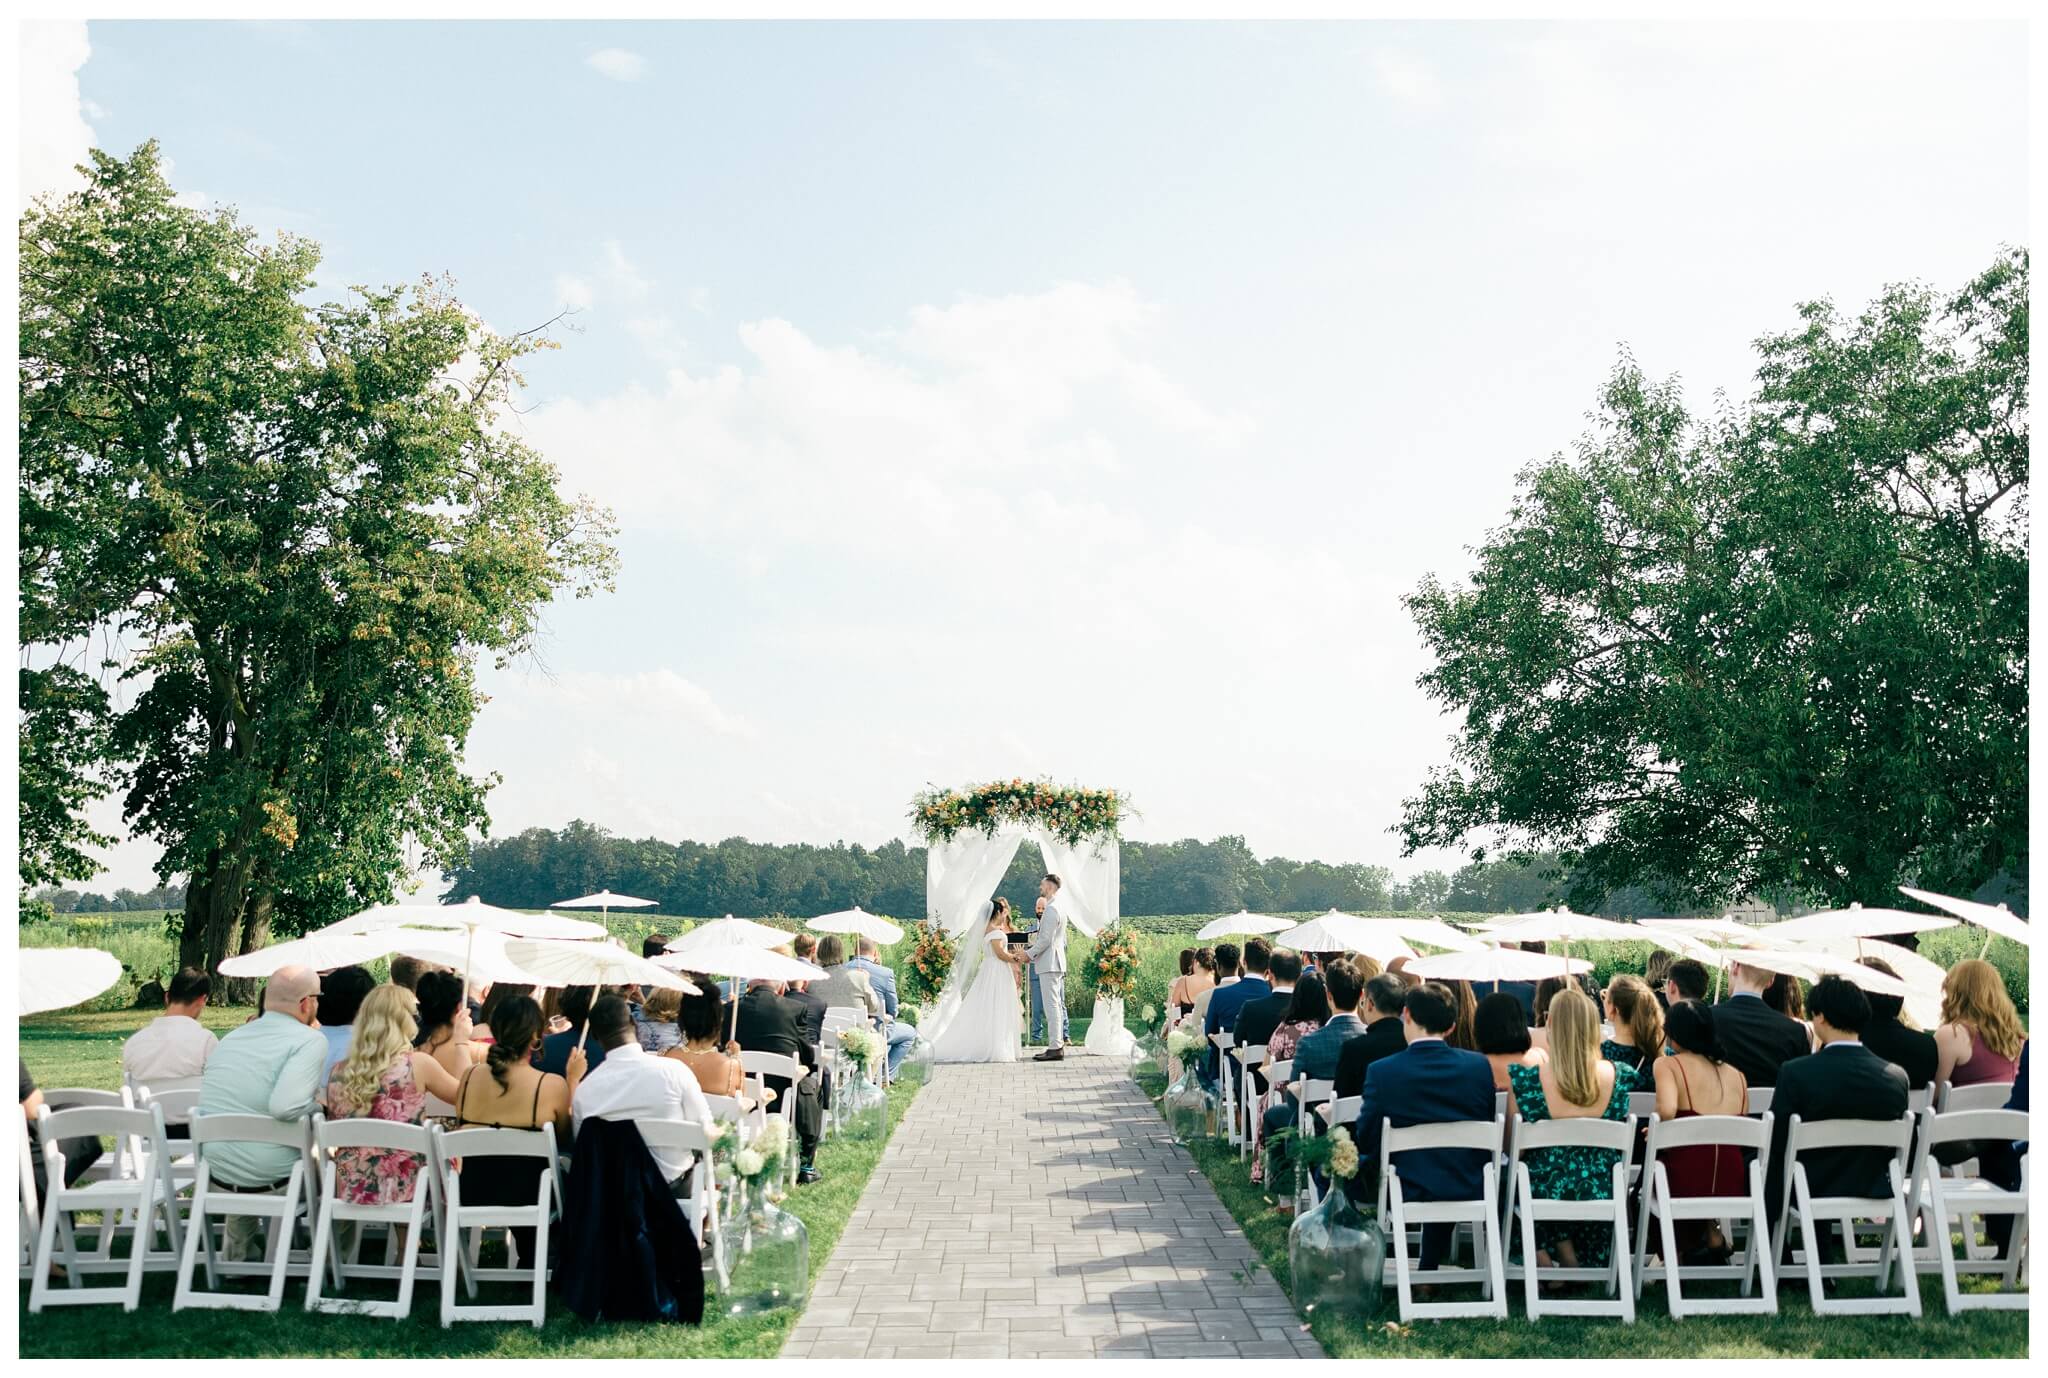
[1507,987,1634,1270]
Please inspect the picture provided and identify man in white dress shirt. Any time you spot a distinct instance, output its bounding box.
[122,966,218,1103]
[571,993,714,1188]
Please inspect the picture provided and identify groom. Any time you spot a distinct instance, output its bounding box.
[1027,873,1068,1062]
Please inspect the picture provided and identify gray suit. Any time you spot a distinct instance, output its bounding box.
[1026,898,1070,1050]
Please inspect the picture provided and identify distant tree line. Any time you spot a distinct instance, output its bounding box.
[30,882,188,915]
[437,821,1706,919]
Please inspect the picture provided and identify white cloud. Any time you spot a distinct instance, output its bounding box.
[554,274,595,310]
[1370,49,1442,111]
[585,48,646,82]
[19,21,96,212]
[508,668,754,739]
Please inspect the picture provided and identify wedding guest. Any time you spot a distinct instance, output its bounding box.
[641,934,671,960]
[810,935,882,1018]
[1507,988,1633,1271]
[1347,982,1497,1266]
[848,937,917,1076]
[197,966,326,1259]
[1207,937,1273,1058]
[790,933,818,964]
[538,986,609,1077]
[1194,943,1244,1087]
[666,987,745,1096]
[1762,972,1814,1050]
[734,978,823,1183]
[634,987,686,1055]
[1259,961,1368,1147]
[1167,948,1203,1019]
[1644,950,1676,1013]
[1234,950,1302,1097]
[413,969,486,1092]
[1347,953,1385,984]
[1530,977,1568,1049]
[1475,992,1545,1091]
[571,995,715,1190]
[1856,958,1938,1090]
[1665,958,1711,1007]
[1248,970,1327,1184]
[21,1063,104,1205]
[313,966,377,1082]
[1765,977,1907,1241]
[1935,958,2024,1089]
[450,993,582,1263]
[122,966,218,1102]
[388,954,430,992]
[1650,1000,1748,1261]
[1384,955,1419,988]
[323,985,466,1208]
[1472,943,1543,1021]
[477,982,536,1043]
[1602,975,1664,1077]
[1446,979,1480,1052]
[1333,974,1411,1099]
[1714,961,1814,1088]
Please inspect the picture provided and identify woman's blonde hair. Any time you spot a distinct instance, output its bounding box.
[1941,959,2024,1061]
[331,984,419,1112]
[1606,975,1664,1054]
[642,986,683,1024]
[1547,988,1604,1108]
[1349,954,1384,982]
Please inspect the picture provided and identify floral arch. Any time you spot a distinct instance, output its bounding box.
[911,780,1124,938]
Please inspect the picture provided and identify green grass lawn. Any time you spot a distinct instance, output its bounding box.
[17,1006,921,1358]
[1132,1068,2028,1359]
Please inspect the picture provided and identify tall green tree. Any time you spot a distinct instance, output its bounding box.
[19,143,617,973]
[1401,250,2028,911]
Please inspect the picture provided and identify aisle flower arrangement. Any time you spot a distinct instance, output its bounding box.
[1082,924,1141,999]
[909,778,1127,846]
[837,1024,885,1080]
[902,920,955,1003]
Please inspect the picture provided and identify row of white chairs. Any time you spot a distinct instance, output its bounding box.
[22,1092,726,1325]
[1189,1056,2026,1324]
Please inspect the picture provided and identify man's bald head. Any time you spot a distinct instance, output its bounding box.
[264,965,321,1019]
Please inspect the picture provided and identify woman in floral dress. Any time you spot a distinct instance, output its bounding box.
[1506,987,1634,1271]
[322,983,466,1204]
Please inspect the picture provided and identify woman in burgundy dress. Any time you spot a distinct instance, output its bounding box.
[1649,1000,1748,1263]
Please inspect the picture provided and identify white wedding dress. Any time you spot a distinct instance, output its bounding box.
[927,922,1021,1064]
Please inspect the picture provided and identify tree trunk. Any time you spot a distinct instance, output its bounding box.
[178,876,212,970]
[221,887,274,1006]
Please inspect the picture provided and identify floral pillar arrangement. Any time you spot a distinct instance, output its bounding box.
[1080,923,1140,1059]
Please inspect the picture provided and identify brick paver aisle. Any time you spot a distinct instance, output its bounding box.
[781,1056,1325,1359]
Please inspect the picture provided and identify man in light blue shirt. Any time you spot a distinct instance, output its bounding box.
[197,964,327,1258]
[848,937,917,1075]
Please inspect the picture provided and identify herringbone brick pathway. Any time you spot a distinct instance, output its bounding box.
[781,1056,1324,1359]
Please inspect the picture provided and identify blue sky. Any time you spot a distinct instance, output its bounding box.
[22,19,2028,894]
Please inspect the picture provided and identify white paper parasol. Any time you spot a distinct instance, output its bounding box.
[1637,917,1768,946]
[504,938,697,1050]
[1788,935,1945,1028]
[1388,917,1487,952]
[652,943,826,1039]
[220,928,428,978]
[1758,903,1957,947]
[551,890,659,924]
[1272,911,1417,963]
[806,906,905,946]
[1897,887,2033,951]
[1195,911,1296,941]
[1480,908,1688,952]
[19,946,126,1015]
[668,915,795,954]
[318,896,606,991]
[1403,947,1594,983]
[1725,946,1914,998]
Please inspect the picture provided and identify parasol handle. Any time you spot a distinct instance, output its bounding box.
[578,981,604,1052]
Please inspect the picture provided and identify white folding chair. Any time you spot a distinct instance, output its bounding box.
[740,1051,804,1188]
[432,1123,562,1326]
[1938,1082,2016,1114]
[40,1087,135,1186]
[1505,1114,1637,1321]
[28,1102,183,1312]
[1632,1112,1778,1316]
[1913,1106,2028,1313]
[820,1007,866,1135]
[133,1086,204,1211]
[634,1118,729,1291]
[173,1112,315,1312]
[18,1111,41,1281]
[1232,1046,1269,1161]
[305,1113,442,1318]
[1209,1032,1239,1147]
[1770,1113,1920,1316]
[1378,1116,1509,1321]
[1746,1087,1775,1117]
[1843,1085,1941,1271]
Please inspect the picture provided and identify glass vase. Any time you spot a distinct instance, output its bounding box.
[1286,1180,1386,1320]
[1162,1064,1218,1142]
[896,1034,934,1087]
[840,1072,887,1140]
[722,1182,809,1316]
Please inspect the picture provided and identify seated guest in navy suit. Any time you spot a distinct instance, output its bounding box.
[1231,948,1302,1098]
[1855,957,1938,1090]
[1333,973,1411,1100]
[1349,981,1497,1269]
[1203,938,1273,1088]
[1764,976,1908,1254]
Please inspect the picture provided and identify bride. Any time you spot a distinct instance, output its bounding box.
[926,897,1027,1064]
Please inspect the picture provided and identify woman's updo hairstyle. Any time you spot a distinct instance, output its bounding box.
[485,994,545,1090]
